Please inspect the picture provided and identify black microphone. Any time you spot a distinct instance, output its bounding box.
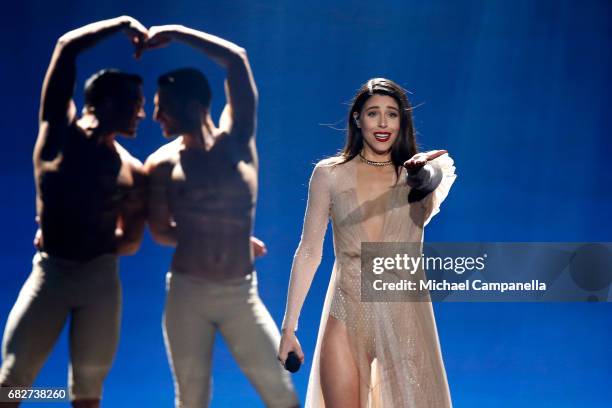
[284,351,301,373]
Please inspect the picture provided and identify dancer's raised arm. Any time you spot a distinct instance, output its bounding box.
[147,25,257,142]
[36,16,147,161]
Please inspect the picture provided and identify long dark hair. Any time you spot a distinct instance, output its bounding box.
[339,78,418,179]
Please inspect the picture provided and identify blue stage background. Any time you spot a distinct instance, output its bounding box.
[1,1,611,406]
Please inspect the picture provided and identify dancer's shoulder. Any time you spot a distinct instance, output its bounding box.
[145,139,182,169]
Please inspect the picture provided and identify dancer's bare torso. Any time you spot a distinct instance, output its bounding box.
[150,135,257,280]
[35,121,145,261]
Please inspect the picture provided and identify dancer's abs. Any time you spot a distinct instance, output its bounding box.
[169,170,256,281]
[171,215,253,280]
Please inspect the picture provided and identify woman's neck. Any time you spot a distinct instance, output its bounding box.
[361,145,391,162]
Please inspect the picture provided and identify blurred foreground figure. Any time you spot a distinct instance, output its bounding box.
[0,16,148,408]
[144,25,298,407]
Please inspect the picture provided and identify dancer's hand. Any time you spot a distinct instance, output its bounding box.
[146,25,182,50]
[33,216,43,250]
[278,330,305,366]
[33,228,43,250]
[250,236,268,258]
[120,16,148,59]
[403,149,447,173]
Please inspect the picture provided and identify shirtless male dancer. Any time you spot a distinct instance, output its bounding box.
[0,17,148,408]
[143,25,299,407]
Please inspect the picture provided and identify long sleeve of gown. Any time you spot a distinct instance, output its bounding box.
[422,153,457,226]
[282,162,331,332]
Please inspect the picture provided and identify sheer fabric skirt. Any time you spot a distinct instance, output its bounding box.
[307,265,452,408]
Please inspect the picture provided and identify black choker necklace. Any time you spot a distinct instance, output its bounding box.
[359,153,393,167]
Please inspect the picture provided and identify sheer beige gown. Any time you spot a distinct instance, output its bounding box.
[283,153,456,407]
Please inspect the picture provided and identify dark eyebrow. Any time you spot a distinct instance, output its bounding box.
[365,105,400,111]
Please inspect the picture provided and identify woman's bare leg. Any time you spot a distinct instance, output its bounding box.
[319,316,359,408]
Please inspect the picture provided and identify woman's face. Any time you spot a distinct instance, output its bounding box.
[356,94,401,156]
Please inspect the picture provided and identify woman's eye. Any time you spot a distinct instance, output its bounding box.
[388,112,398,118]
[367,111,377,117]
